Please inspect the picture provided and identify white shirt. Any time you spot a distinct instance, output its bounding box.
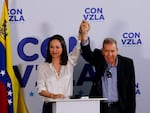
[37,40,81,102]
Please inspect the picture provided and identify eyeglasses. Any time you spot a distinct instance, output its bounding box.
[106,70,112,78]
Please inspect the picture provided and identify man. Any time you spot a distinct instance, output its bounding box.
[79,20,136,113]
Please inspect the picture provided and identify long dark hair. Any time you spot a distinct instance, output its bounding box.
[45,34,68,65]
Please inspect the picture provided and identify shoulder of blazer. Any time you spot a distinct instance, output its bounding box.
[93,49,106,73]
[117,54,134,66]
[93,49,104,59]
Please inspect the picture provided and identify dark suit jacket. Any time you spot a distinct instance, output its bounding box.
[81,43,136,113]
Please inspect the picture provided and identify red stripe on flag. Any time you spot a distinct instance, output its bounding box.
[0,82,8,113]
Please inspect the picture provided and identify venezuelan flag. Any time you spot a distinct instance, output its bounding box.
[0,0,28,113]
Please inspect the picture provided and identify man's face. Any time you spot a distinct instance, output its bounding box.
[102,43,118,66]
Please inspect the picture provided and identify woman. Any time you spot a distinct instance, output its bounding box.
[37,34,81,113]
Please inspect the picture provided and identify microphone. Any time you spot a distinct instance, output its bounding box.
[106,70,112,78]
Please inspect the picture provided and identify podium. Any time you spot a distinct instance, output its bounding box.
[51,97,107,113]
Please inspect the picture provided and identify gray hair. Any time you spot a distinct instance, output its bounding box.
[102,37,117,48]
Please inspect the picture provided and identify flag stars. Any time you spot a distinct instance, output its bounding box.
[7,82,11,88]
[0,70,5,76]
[8,90,13,97]
[8,99,13,105]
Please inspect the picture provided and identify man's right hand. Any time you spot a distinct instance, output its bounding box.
[78,20,90,42]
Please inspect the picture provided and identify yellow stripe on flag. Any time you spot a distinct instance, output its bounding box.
[0,1,28,113]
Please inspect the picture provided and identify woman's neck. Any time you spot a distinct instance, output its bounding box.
[52,58,61,65]
[52,58,61,76]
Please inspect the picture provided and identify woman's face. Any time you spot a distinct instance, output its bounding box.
[49,39,63,59]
